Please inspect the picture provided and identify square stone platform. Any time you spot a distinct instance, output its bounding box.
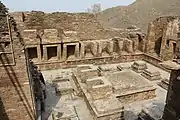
[131,61,147,73]
[55,81,74,95]
[52,106,78,120]
[73,67,124,120]
[141,68,162,81]
[92,96,124,120]
[106,70,156,103]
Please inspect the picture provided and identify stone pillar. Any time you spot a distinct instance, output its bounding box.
[133,38,138,52]
[141,39,146,52]
[91,42,98,57]
[160,28,168,58]
[160,62,180,120]
[80,42,85,59]
[57,44,61,60]
[126,40,133,53]
[118,40,124,55]
[63,44,67,60]
[108,41,114,56]
[98,42,103,57]
[37,45,41,62]
[43,46,48,61]
[175,33,180,61]
[75,43,79,58]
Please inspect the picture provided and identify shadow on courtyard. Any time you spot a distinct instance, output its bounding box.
[41,81,61,120]
[0,97,9,120]
[132,102,165,120]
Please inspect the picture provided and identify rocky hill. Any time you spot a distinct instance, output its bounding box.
[98,0,180,32]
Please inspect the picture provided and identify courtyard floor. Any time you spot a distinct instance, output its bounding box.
[41,61,169,120]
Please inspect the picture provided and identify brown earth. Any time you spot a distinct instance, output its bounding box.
[98,0,180,32]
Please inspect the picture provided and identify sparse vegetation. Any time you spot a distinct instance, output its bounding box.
[0,1,8,32]
[98,0,180,32]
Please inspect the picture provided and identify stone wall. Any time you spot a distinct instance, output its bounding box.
[36,53,143,70]
[147,16,180,60]
[10,11,144,40]
[142,53,170,73]
[117,89,156,103]
[20,27,146,71]
[161,62,180,120]
[0,16,35,120]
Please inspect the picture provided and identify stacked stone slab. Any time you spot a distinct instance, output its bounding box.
[55,80,74,95]
[52,106,78,120]
[51,75,74,95]
[160,61,180,120]
[117,64,131,71]
[74,65,124,120]
[141,69,162,81]
[138,103,164,120]
[131,61,147,73]
[86,77,113,100]
[158,79,169,90]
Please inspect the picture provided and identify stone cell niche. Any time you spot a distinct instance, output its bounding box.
[131,61,147,73]
[67,45,76,59]
[173,43,176,54]
[80,41,98,59]
[124,39,134,53]
[27,47,38,61]
[98,40,113,57]
[47,46,57,60]
[112,38,124,55]
[137,34,146,52]
[84,43,95,58]
[154,37,162,56]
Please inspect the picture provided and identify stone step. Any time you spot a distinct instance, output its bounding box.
[158,80,169,90]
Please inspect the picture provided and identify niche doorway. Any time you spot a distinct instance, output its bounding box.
[154,37,162,57]
[27,47,38,61]
[47,46,57,61]
[67,45,76,60]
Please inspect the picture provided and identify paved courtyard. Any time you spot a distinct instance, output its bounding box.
[41,61,169,120]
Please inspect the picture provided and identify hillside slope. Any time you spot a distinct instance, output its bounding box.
[98,0,180,32]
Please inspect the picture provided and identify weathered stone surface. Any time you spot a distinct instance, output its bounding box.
[131,61,147,73]
[80,68,100,83]
[141,68,162,81]
[161,61,180,120]
[97,40,114,57]
[3,7,180,120]
[147,16,180,60]
[124,38,134,53]
[80,41,98,59]
[55,81,74,95]
[0,15,35,120]
[106,69,156,103]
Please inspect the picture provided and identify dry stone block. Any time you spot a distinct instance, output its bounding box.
[131,61,147,73]
[80,68,99,83]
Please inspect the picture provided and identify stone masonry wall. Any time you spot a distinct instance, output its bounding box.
[0,16,35,120]
[10,11,142,40]
[147,16,180,60]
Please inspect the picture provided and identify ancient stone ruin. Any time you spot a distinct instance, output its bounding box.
[0,3,180,120]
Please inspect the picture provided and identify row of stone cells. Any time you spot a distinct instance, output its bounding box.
[27,46,58,62]
[27,40,145,62]
[154,36,177,58]
[27,45,75,61]
[82,39,145,59]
